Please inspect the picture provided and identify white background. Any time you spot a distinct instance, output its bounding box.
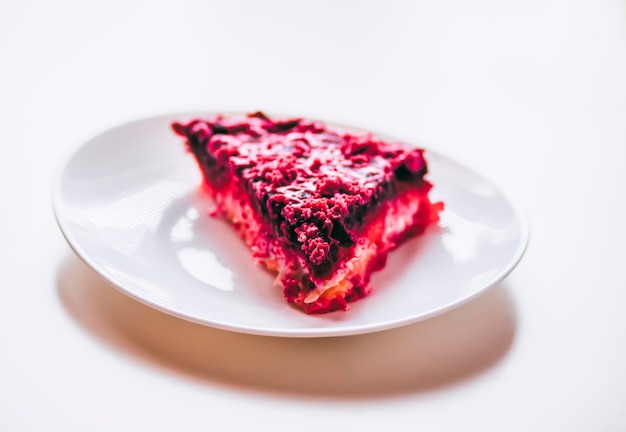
[1,0,625,430]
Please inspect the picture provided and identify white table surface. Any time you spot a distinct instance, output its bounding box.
[2,1,625,430]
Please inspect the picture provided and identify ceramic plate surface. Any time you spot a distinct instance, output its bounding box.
[53,113,529,337]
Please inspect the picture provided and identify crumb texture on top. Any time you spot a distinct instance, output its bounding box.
[172,111,429,277]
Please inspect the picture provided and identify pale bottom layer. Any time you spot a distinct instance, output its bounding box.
[208,182,440,313]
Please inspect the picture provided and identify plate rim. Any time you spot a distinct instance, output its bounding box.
[52,111,530,338]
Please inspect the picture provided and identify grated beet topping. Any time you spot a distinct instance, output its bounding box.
[172,112,430,279]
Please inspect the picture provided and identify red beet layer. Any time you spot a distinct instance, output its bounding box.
[172,111,442,313]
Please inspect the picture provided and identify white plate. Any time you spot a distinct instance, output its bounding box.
[53,113,529,338]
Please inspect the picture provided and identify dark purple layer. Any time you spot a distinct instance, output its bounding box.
[172,112,429,278]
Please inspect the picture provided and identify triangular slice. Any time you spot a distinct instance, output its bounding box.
[172,112,443,313]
